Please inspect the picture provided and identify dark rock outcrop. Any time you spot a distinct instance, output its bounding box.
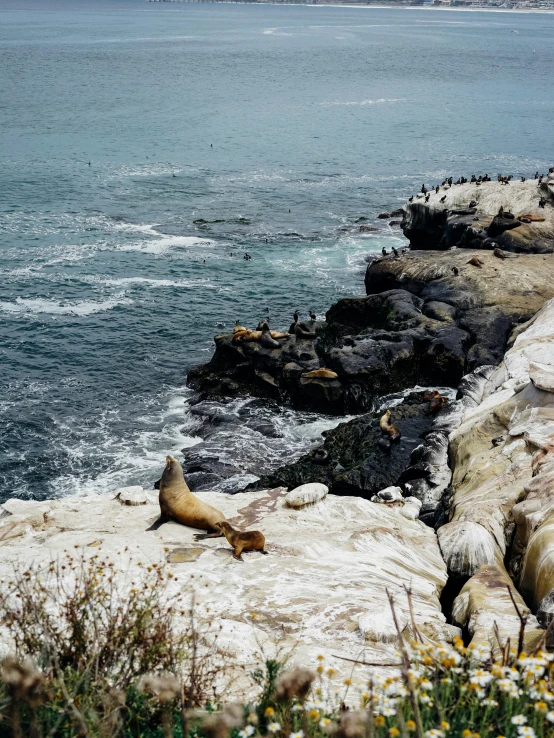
[401,178,554,253]
[188,249,554,415]
[248,392,437,502]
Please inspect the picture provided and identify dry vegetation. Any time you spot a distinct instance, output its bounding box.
[0,554,553,738]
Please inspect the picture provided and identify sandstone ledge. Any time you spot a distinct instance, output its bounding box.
[0,486,453,696]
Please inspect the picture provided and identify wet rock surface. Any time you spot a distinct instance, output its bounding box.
[247,392,441,502]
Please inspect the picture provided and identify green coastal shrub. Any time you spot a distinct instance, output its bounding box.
[0,554,552,737]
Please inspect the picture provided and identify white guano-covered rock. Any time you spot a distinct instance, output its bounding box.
[1,498,51,527]
[452,563,543,658]
[0,486,450,696]
[443,298,554,580]
[115,486,149,506]
[284,482,328,508]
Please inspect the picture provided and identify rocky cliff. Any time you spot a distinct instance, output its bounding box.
[402,175,554,252]
[189,248,554,415]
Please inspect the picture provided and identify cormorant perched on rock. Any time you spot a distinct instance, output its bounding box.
[539,197,547,208]
[535,171,540,179]
[309,310,316,321]
[392,246,399,258]
[521,177,526,182]
[498,205,504,216]
[435,185,439,194]
[469,200,477,208]
[421,184,427,194]
[425,193,430,202]
[440,195,447,203]
[382,247,388,256]
[293,310,299,322]
[408,196,413,202]
[448,177,453,186]
[539,176,543,184]
[451,266,459,276]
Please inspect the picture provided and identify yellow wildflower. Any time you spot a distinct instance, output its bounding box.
[309,710,319,721]
[265,707,275,718]
[344,678,352,686]
[441,723,450,731]
[317,654,325,661]
[389,729,400,738]
[406,721,416,732]
[374,716,386,728]
[462,730,472,738]
[535,702,548,713]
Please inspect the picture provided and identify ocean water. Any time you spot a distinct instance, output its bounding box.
[1,0,553,501]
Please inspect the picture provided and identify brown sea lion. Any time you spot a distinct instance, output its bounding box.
[295,322,316,339]
[233,322,247,333]
[301,368,338,380]
[467,256,484,268]
[519,214,546,222]
[424,390,448,414]
[379,410,401,441]
[216,521,268,561]
[147,456,225,535]
[260,322,282,349]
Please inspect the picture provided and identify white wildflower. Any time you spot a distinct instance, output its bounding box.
[511,716,527,725]
[268,724,281,734]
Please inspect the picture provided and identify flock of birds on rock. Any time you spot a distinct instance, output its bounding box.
[408,167,554,207]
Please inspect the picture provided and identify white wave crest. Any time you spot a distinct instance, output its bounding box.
[0,295,132,316]
[320,98,406,107]
[120,234,217,255]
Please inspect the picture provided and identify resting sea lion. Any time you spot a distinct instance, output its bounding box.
[216,521,267,561]
[467,256,484,268]
[295,322,316,339]
[233,321,247,333]
[260,322,281,349]
[519,214,546,222]
[147,456,225,535]
[379,410,401,441]
[302,368,338,380]
[424,390,448,414]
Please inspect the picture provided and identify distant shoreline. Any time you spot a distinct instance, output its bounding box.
[149,1,554,13]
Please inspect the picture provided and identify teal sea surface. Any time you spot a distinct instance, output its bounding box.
[1,0,553,500]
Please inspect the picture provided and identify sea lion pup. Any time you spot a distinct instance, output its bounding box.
[215,521,267,561]
[424,390,448,414]
[260,321,281,349]
[379,409,401,441]
[301,368,338,380]
[147,455,225,535]
[467,256,484,268]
